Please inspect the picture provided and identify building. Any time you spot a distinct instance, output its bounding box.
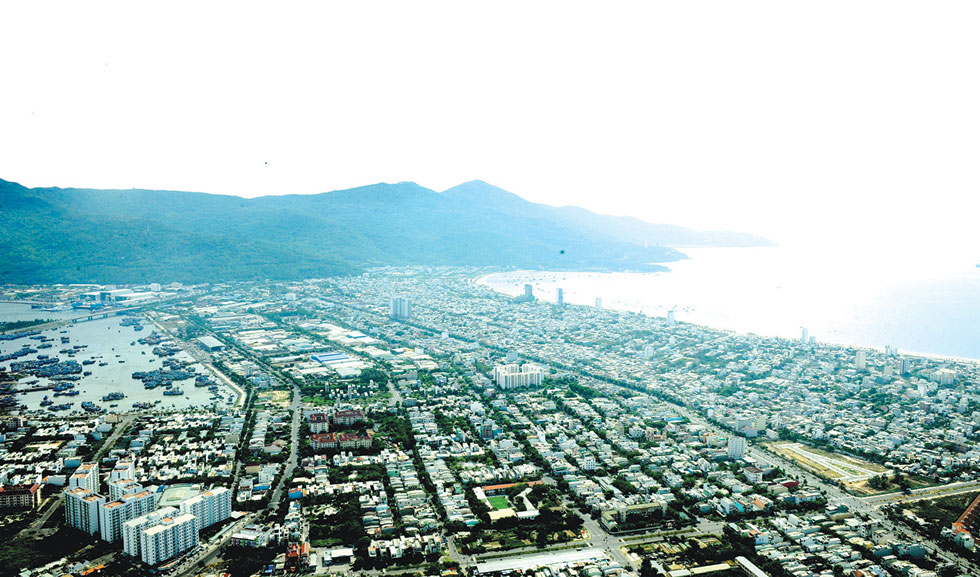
[65,488,105,534]
[109,459,136,482]
[389,297,412,320]
[333,409,365,427]
[310,431,373,450]
[140,513,199,566]
[492,363,544,389]
[231,525,272,548]
[524,284,534,300]
[0,483,42,509]
[556,288,564,306]
[899,358,911,375]
[123,506,178,559]
[100,490,158,542]
[108,479,144,501]
[179,487,232,531]
[308,412,330,433]
[195,336,225,353]
[69,462,100,492]
[856,350,867,370]
[728,436,746,460]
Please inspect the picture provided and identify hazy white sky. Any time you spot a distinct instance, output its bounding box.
[2,1,978,254]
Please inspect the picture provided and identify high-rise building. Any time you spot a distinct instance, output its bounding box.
[855,350,867,370]
[667,310,676,326]
[492,363,544,389]
[524,284,534,300]
[800,327,809,343]
[108,479,144,501]
[65,488,105,535]
[899,358,911,376]
[109,458,136,482]
[123,506,179,559]
[389,297,412,320]
[556,288,564,306]
[100,490,157,542]
[595,298,602,310]
[179,487,232,531]
[728,436,746,460]
[69,462,100,492]
[140,513,199,566]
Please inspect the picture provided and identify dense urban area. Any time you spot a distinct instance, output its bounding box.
[1,268,979,577]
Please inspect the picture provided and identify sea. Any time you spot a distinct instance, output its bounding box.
[0,304,238,413]
[479,246,980,361]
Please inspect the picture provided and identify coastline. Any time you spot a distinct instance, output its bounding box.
[474,270,980,365]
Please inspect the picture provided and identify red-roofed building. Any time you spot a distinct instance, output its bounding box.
[0,483,42,509]
[333,409,366,427]
[310,431,373,450]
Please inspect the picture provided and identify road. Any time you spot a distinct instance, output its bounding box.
[268,384,302,515]
[655,405,980,575]
[25,414,136,536]
[146,314,246,408]
[172,513,255,577]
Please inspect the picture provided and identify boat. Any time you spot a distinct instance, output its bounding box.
[40,399,53,407]
[102,392,125,402]
[163,387,184,396]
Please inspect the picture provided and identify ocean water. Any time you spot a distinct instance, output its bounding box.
[0,307,237,413]
[479,246,980,360]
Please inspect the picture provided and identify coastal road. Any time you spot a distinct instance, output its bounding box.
[146,314,246,408]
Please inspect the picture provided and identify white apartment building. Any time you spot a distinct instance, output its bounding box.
[108,479,143,501]
[109,459,136,482]
[69,463,100,492]
[179,487,232,531]
[141,513,199,566]
[100,489,157,542]
[123,506,178,559]
[64,487,105,535]
[389,296,412,320]
[492,363,544,389]
[728,436,747,460]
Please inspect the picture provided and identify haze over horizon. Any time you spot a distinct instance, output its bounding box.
[2,1,979,257]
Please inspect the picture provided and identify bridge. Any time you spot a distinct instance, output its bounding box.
[0,306,143,334]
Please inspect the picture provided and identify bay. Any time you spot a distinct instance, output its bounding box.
[479,246,980,360]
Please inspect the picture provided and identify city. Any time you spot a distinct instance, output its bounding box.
[1,269,978,577]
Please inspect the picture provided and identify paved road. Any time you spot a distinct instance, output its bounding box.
[269,384,302,514]
[172,513,255,577]
[26,414,135,536]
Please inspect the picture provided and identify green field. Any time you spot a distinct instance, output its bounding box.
[488,495,511,510]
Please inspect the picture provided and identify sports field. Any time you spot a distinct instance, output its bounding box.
[488,495,511,510]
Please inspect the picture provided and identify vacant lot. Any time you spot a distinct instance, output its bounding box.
[911,491,980,529]
[767,442,887,483]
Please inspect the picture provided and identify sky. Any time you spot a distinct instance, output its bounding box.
[2,1,979,256]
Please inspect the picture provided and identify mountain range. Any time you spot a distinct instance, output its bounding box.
[0,178,771,284]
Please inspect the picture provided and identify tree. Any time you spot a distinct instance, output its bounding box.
[640,557,658,577]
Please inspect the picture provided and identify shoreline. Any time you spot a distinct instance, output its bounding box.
[474,270,980,366]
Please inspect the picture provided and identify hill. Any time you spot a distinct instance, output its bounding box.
[0,178,770,284]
